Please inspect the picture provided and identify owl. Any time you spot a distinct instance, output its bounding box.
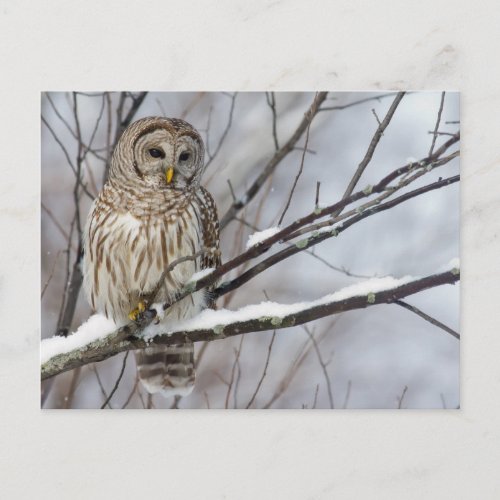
[83,116,221,398]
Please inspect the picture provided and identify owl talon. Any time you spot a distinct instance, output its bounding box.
[128,300,148,322]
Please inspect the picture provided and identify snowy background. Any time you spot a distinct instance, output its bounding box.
[41,91,460,409]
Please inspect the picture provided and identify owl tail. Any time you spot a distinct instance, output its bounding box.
[135,342,195,398]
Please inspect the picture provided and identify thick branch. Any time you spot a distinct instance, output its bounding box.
[41,270,459,380]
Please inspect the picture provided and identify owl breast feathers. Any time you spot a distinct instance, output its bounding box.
[82,116,220,396]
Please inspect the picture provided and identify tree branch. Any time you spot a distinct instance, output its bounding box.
[41,269,459,380]
[220,92,328,229]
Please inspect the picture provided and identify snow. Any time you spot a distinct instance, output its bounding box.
[141,274,416,340]
[188,267,214,283]
[246,226,281,249]
[150,303,166,321]
[406,156,419,164]
[41,314,117,364]
[438,257,460,273]
[42,263,458,361]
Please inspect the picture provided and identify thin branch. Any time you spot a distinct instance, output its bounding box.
[397,385,408,409]
[429,92,446,157]
[203,391,211,409]
[335,92,405,215]
[41,250,62,299]
[312,384,320,409]
[216,174,459,298]
[371,108,382,126]
[395,300,459,339]
[277,96,314,225]
[263,332,317,409]
[319,92,408,112]
[41,115,76,174]
[63,366,81,409]
[205,92,237,169]
[233,351,243,409]
[265,92,279,150]
[227,179,237,202]
[45,93,78,140]
[103,92,148,182]
[225,335,244,409]
[246,330,276,408]
[342,380,352,409]
[92,365,112,408]
[303,325,334,408]
[100,351,130,409]
[41,202,71,242]
[121,375,139,409]
[220,92,328,229]
[427,130,456,137]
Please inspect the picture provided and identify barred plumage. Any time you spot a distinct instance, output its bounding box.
[83,117,221,398]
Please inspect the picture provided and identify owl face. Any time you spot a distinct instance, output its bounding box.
[111,117,206,190]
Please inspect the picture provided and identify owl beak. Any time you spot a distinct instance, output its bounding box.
[166,166,174,184]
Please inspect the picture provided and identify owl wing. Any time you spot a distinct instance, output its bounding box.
[196,187,221,306]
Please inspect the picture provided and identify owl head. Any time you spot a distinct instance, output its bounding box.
[110,116,206,190]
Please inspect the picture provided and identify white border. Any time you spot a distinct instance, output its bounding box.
[1,1,499,497]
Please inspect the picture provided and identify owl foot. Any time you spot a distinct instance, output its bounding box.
[128,300,148,322]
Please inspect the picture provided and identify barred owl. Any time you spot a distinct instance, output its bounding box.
[83,116,221,397]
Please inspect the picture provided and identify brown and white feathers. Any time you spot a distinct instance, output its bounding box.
[83,116,221,397]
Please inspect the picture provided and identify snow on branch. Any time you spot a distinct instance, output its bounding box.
[41,267,459,381]
[246,226,281,249]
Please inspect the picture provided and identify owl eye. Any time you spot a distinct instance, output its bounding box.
[148,148,164,158]
[179,152,190,162]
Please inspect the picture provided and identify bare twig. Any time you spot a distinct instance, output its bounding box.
[319,92,408,112]
[429,92,446,157]
[227,179,237,202]
[46,93,78,140]
[225,335,244,409]
[103,92,148,182]
[216,174,459,298]
[265,92,279,150]
[303,325,334,408]
[41,202,71,242]
[246,330,276,408]
[335,92,405,215]
[220,92,328,229]
[395,300,459,339]
[203,391,211,409]
[100,351,130,409]
[63,366,81,409]
[312,384,320,409]
[440,393,447,409]
[205,93,237,169]
[121,375,139,409]
[397,385,408,409]
[263,333,317,409]
[92,365,112,408]
[41,115,76,173]
[371,108,382,126]
[277,94,315,225]
[342,380,352,409]
[41,250,62,299]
